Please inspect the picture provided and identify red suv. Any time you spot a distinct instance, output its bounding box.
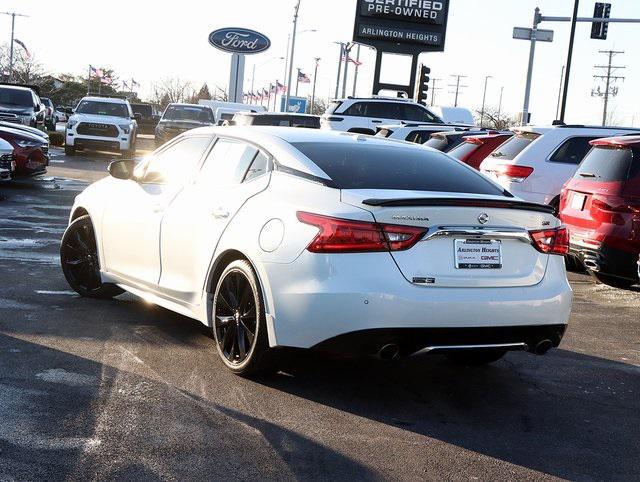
[448,133,513,170]
[0,126,49,177]
[560,136,640,288]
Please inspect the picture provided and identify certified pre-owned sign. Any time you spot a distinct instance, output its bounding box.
[360,0,446,25]
[208,28,271,55]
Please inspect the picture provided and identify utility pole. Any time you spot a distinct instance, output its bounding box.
[555,65,565,120]
[1,11,29,83]
[430,78,442,107]
[498,86,504,119]
[559,0,580,123]
[284,0,301,113]
[592,50,625,126]
[480,76,492,128]
[448,75,468,107]
[310,57,320,114]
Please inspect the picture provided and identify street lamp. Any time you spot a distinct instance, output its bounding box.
[1,11,29,82]
[251,56,284,94]
[480,75,493,128]
[284,0,302,111]
[283,27,317,110]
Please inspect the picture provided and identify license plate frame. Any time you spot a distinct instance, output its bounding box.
[455,239,503,270]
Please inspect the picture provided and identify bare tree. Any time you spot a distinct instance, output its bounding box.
[474,106,518,130]
[150,78,194,108]
[0,43,44,84]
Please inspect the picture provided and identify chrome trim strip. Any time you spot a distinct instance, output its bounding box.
[411,342,528,357]
[423,226,533,244]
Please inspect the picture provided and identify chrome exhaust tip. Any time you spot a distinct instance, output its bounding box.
[377,343,400,360]
[583,259,600,271]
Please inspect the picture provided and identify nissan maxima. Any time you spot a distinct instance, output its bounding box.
[60,127,573,375]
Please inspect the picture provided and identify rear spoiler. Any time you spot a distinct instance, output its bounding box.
[362,198,556,215]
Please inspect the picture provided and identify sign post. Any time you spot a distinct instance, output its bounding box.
[208,27,271,104]
[352,0,450,97]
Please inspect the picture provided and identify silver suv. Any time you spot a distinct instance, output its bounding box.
[0,84,46,129]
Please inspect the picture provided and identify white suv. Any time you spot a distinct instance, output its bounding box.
[480,125,640,208]
[65,96,138,156]
[375,123,476,144]
[320,97,444,135]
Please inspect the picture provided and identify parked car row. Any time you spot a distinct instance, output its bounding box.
[0,122,50,180]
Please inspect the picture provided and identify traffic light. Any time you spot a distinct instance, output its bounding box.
[591,2,611,40]
[415,64,430,106]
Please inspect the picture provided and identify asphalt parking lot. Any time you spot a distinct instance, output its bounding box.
[0,150,639,481]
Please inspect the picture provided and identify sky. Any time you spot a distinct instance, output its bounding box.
[1,0,639,125]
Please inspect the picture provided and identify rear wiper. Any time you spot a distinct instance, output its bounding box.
[579,172,597,178]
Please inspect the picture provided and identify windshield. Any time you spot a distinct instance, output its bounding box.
[76,100,129,117]
[292,141,506,195]
[326,101,342,115]
[0,88,32,107]
[424,136,449,151]
[448,141,480,160]
[163,105,214,123]
[490,132,540,160]
[41,98,53,108]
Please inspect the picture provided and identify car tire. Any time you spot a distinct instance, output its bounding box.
[212,259,274,376]
[591,272,637,290]
[65,145,75,156]
[445,350,507,366]
[60,215,124,299]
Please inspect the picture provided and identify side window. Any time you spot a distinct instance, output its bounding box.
[367,103,401,119]
[549,137,598,164]
[244,152,270,182]
[196,139,258,188]
[406,130,431,144]
[142,136,212,185]
[343,102,367,117]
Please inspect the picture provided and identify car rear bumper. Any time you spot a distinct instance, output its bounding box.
[263,251,573,349]
[570,241,640,281]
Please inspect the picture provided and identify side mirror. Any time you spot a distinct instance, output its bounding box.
[108,159,136,180]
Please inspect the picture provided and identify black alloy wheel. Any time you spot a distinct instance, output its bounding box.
[60,215,123,299]
[213,260,270,375]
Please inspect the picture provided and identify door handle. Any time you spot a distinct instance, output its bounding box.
[212,208,229,219]
[371,120,382,124]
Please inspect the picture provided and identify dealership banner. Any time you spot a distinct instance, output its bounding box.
[359,0,447,25]
[353,0,449,54]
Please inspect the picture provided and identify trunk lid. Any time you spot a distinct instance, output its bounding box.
[342,189,557,288]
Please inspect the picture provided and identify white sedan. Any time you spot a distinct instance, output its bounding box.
[60,127,573,375]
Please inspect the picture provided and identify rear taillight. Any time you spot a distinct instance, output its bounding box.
[530,227,569,256]
[297,212,427,253]
[492,164,534,183]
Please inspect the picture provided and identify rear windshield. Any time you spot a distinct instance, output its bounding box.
[490,132,540,160]
[424,135,449,151]
[448,141,480,160]
[292,141,506,195]
[0,88,32,107]
[326,101,343,115]
[574,147,640,182]
[132,104,153,116]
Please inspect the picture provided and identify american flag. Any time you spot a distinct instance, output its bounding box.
[13,39,30,59]
[297,71,311,84]
[342,54,363,67]
[90,65,104,78]
[276,81,286,93]
[131,79,140,88]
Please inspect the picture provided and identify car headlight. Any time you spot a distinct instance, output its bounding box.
[16,140,41,148]
[119,123,133,134]
[67,119,78,128]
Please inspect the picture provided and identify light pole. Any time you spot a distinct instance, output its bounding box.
[559,0,580,123]
[310,57,320,114]
[480,75,492,128]
[498,86,504,119]
[351,44,361,97]
[334,42,345,99]
[283,28,316,111]
[1,11,28,82]
[284,0,302,113]
[341,43,354,98]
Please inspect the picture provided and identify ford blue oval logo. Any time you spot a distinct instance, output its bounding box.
[208,28,271,55]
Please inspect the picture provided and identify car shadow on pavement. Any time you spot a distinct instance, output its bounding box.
[0,333,377,481]
[258,348,640,481]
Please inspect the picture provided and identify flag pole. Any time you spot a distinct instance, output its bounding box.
[87,65,91,94]
[310,58,320,114]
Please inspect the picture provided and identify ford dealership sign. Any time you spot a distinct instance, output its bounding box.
[208,28,271,55]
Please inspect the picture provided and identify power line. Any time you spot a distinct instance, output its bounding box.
[1,11,29,83]
[448,74,468,107]
[592,50,625,126]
